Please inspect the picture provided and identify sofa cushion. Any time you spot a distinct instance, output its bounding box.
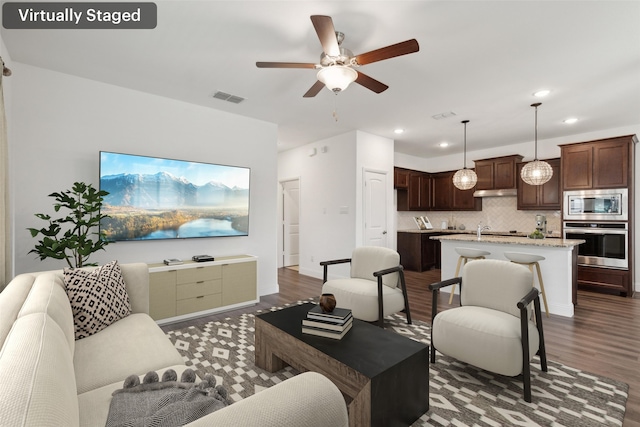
[74,313,184,394]
[64,260,132,340]
[17,273,75,354]
[0,313,79,427]
[0,273,36,349]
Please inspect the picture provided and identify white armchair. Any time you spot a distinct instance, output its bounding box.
[320,246,411,328]
[428,259,548,402]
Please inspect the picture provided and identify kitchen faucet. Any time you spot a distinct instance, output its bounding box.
[477,223,490,239]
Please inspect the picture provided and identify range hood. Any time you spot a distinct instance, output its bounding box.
[473,188,517,198]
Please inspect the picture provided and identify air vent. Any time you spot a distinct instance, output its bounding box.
[431,111,457,120]
[212,91,245,104]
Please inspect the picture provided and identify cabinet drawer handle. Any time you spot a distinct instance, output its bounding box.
[197,281,204,284]
[196,267,205,269]
[196,295,204,299]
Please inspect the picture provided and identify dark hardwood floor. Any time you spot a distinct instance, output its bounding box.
[163,267,640,426]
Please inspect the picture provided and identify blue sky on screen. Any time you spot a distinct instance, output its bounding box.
[100,152,250,188]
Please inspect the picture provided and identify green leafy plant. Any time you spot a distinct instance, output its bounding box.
[28,182,112,268]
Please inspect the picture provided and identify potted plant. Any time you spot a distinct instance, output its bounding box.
[28,182,112,268]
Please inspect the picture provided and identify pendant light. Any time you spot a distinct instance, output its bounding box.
[452,120,477,190]
[521,103,553,185]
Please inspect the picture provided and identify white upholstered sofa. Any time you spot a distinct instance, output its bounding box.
[0,263,349,426]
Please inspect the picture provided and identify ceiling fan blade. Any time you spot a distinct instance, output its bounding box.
[303,80,325,98]
[355,71,389,94]
[256,62,317,69]
[311,15,340,57]
[355,39,420,66]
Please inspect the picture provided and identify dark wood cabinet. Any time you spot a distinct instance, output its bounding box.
[516,158,561,210]
[408,173,432,210]
[397,169,432,211]
[396,168,480,211]
[397,232,444,272]
[561,135,635,190]
[431,172,453,210]
[453,182,480,210]
[577,265,631,297]
[474,155,523,190]
[394,167,410,189]
[430,171,481,211]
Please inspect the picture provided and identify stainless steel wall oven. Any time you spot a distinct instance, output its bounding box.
[563,222,628,269]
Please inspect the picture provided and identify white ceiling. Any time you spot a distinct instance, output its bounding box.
[2,1,639,158]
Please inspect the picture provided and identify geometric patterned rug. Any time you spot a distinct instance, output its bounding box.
[164,300,628,426]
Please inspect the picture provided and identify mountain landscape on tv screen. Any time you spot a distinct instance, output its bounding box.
[100,171,249,241]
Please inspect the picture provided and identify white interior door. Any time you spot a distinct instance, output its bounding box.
[364,170,388,247]
[282,179,300,266]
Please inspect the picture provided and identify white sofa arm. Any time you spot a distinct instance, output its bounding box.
[184,372,349,427]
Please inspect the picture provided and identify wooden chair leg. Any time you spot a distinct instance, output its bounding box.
[448,256,464,304]
[534,262,550,318]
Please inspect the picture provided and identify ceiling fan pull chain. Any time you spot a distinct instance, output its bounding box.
[332,94,339,122]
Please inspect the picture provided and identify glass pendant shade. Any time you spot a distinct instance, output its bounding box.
[521,103,553,186]
[520,159,553,185]
[317,66,358,92]
[453,119,478,190]
[453,168,478,190]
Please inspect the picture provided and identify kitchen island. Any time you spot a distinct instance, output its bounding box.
[431,234,584,317]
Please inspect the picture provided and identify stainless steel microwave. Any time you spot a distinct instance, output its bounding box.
[563,188,628,221]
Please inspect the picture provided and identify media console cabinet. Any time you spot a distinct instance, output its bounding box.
[148,255,258,324]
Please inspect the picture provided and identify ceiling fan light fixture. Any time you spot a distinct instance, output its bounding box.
[521,103,553,186]
[317,65,357,93]
[453,120,478,190]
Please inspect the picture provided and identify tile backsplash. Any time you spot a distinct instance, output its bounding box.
[397,197,562,235]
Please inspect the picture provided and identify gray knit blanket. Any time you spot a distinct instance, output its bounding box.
[106,369,230,427]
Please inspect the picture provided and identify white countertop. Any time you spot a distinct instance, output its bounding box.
[431,233,584,248]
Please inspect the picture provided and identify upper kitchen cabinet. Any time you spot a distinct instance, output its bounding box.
[408,172,432,210]
[394,167,410,189]
[474,155,523,190]
[517,158,561,210]
[561,135,637,190]
[396,168,432,211]
[432,171,482,211]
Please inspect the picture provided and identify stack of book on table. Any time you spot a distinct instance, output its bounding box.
[302,305,353,339]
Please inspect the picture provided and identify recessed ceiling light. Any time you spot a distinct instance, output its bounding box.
[439,142,449,148]
[533,89,551,98]
[563,117,578,124]
[394,128,404,134]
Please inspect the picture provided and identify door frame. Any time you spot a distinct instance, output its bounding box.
[279,177,301,268]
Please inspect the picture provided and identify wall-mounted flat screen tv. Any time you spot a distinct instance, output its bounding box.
[99,151,250,241]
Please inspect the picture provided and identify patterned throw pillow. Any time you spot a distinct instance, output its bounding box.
[64,260,132,340]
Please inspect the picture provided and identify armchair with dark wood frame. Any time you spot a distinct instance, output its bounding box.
[428,267,548,403]
[320,254,411,328]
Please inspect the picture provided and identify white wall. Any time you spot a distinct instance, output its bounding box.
[8,63,280,296]
[355,130,395,248]
[278,132,357,279]
[277,130,395,280]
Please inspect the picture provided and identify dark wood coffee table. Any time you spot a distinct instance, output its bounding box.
[255,303,429,427]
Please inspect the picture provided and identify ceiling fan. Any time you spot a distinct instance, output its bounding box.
[256,15,419,97]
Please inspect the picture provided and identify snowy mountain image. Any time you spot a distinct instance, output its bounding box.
[100,171,249,209]
[99,170,249,241]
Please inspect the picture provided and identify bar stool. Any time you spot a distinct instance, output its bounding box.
[504,252,549,317]
[449,247,491,304]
